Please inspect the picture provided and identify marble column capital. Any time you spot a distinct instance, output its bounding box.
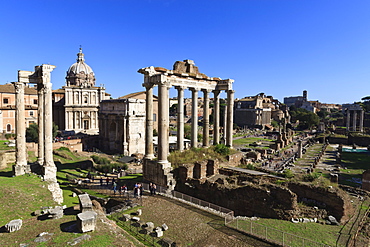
[201,88,212,94]
[213,90,220,95]
[143,82,155,89]
[189,87,200,92]
[175,85,186,91]
[13,81,26,94]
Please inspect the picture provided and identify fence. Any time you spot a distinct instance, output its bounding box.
[226,218,331,247]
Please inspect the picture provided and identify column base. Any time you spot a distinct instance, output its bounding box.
[158,160,171,169]
[43,165,57,181]
[144,154,155,160]
[13,164,31,176]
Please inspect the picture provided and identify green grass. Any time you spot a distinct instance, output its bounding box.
[168,146,236,167]
[229,218,341,246]
[233,137,274,146]
[0,140,15,150]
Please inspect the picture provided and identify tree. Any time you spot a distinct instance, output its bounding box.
[26,123,59,142]
[289,108,319,130]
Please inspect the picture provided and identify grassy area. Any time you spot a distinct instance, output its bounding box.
[338,152,370,187]
[233,137,274,146]
[228,218,341,246]
[168,146,236,167]
[0,140,15,151]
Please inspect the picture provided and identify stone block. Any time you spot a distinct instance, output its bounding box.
[77,211,97,233]
[5,219,22,232]
[78,194,93,212]
[136,209,142,216]
[131,216,140,222]
[154,228,163,237]
[162,223,169,231]
[48,206,64,219]
[143,222,154,229]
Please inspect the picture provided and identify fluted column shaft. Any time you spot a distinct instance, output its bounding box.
[144,85,154,159]
[353,111,357,131]
[190,88,198,148]
[37,83,44,165]
[176,86,185,151]
[213,90,220,145]
[346,110,350,131]
[360,110,364,132]
[226,90,234,147]
[44,81,54,167]
[158,82,170,166]
[202,89,210,147]
[14,82,27,173]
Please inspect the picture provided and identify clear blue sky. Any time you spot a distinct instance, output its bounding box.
[1,0,369,104]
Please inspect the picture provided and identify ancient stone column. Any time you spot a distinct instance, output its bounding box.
[157,82,170,167]
[226,90,234,147]
[346,110,350,131]
[175,86,185,151]
[37,83,44,165]
[13,81,28,176]
[41,65,57,181]
[144,84,154,159]
[190,88,198,148]
[353,110,357,131]
[213,90,220,145]
[360,110,364,132]
[298,140,303,158]
[202,89,210,147]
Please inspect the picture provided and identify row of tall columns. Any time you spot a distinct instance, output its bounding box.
[143,83,234,165]
[346,110,364,132]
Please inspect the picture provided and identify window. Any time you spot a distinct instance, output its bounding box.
[84,97,88,104]
[29,111,34,117]
[3,98,8,104]
[6,124,11,132]
[33,99,38,104]
[153,113,157,122]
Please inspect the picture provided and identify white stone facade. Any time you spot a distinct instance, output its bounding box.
[53,49,108,134]
[99,97,146,155]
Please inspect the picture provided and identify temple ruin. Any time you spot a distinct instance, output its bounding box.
[139,60,234,188]
[14,64,63,203]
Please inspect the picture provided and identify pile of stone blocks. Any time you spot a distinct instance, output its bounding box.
[76,193,97,233]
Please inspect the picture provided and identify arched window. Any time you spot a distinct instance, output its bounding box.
[6,124,11,133]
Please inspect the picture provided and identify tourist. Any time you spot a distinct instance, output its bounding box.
[149,183,153,195]
[152,183,156,195]
[113,181,117,194]
[100,177,103,186]
[106,177,110,186]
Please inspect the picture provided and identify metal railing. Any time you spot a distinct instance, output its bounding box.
[226,217,331,247]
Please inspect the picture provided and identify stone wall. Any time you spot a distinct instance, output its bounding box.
[0,150,15,169]
[143,159,175,190]
[287,183,353,223]
[226,152,244,166]
[175,177,298,219]
[174,172,353,222]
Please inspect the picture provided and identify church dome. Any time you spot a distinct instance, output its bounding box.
[66,48,96,87]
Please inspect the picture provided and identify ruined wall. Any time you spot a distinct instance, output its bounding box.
[226,152,244,166]
[287,183,353,223]
[0,150,15,169]
[143,159,174,189]
[175,177,298,219]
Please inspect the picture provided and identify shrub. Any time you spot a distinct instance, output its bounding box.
[57,147,70,152]
[214,144,230,156]
[283,169,294,178]
[303,172,321,182]
[246,163,255,170]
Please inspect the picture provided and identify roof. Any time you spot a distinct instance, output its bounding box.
[118,91,158,100]
[0,84,37,95]
[117,156,136,163]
